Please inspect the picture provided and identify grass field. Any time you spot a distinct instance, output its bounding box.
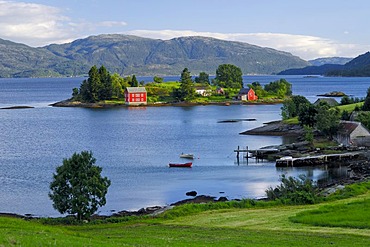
[1,189,370,246]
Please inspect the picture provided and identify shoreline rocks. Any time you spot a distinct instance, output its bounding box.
[240,120,304,136]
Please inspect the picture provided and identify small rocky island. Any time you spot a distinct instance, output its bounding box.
[317,91,346,97]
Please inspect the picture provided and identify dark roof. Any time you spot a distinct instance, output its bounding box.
[337,121,359,135]
[313,98,338,106]
[238,88,251,95]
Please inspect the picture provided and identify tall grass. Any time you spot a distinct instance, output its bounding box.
[290,199,370,229]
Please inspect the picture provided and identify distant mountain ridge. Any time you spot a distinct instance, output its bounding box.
[308,57,353,66]
[279,52,370,76]
[0,34,309,77]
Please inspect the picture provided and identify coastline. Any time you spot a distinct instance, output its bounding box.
[50,98,284,108]
[240,120,304,136]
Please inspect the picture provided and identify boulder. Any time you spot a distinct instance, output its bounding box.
[186,191,197,196]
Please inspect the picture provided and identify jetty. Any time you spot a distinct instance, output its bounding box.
[234,146,279,164]
[276,152,361,167]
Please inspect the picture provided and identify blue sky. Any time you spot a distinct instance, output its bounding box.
[1,0,370,60]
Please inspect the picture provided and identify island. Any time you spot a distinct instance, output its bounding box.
[52,65,292,108]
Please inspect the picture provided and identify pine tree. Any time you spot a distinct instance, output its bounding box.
[179,68,195,101]
[131,75,139,87]
[98,65,112,100]
[87,65,101,102]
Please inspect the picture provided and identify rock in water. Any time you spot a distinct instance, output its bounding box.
[186,191,197,196]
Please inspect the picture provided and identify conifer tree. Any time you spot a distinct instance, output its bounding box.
[178,68,195,101]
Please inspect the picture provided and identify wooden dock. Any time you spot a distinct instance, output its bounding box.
[234,146,279,164]
[275,152,361,167]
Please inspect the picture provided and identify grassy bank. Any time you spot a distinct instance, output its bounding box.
[1,181,370,246]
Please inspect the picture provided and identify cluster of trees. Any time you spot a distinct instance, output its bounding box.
[282,95,341,137]
[73,65,140,103]
[248,79,292,99]
[282,87,370,139]
[172,64,243,101]
[74,63,294,103]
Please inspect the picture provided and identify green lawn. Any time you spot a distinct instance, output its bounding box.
[337,102,364,112]
[1,192,370,246]
[290,198,370,229]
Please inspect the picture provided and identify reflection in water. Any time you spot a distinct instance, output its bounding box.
[276,164,349,187]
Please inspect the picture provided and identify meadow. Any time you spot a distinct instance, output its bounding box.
[1,181,370,246]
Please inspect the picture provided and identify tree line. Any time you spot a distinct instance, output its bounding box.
[73,65,140,103]
[281,88,370,140]
[73,64,293,103]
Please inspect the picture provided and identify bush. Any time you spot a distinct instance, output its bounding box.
[266,175,319,204]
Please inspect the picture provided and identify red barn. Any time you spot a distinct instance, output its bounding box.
[124,87,147,106]
[237,88,258,101]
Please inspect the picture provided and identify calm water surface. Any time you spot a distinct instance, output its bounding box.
[0,76,369,216]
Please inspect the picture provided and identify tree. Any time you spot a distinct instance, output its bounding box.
[130,75,139,87]
[194,72,210,84]
[98,65,112,100]
[315,103,340,137]
[362,87,370,111]
[281,95,310,119]
[264,79,292,98]
[214,64,243,88]
[175,68,195,101]
[87,65,101,102]
[298,103,318,127]
[153,76,164,83]
[356,112,370,129]
[49,151,111,221]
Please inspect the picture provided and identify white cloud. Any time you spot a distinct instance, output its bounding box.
[0,1,367,60]
[97,21,127,28]
[0,0,74,46]
[0,1,127,46]
[126,29,370,60]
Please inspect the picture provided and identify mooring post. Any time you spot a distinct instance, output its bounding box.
[246,146,249,165]
[236,146,240,165]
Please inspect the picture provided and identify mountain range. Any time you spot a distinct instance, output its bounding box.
[279,52,370,76]
[308,57,353,66]
[0,34,310,78]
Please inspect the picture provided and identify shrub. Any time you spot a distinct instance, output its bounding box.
[265,174,319,204]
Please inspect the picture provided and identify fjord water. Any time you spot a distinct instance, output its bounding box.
[1,76,370,216]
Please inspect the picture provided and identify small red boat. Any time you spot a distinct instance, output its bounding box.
[169,162,192,168]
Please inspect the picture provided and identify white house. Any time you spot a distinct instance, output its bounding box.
[195,87,211,96]
[335,121,370,146]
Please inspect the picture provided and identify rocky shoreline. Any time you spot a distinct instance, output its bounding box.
[240,120,304,136]
[50,99,283,108]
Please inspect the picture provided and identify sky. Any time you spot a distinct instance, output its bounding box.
[1,0,370,60]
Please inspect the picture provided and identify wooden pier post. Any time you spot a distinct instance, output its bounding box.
[246,146,248,165]
[236,146,240,165]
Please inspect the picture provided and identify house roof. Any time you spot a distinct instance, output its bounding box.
[238,88,252,95]
[125,87,147,93]
[337,120,370,136]
[338,121,359,135]
[314,98,338,106]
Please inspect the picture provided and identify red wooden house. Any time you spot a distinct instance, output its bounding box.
[237,88,258,101]
[124,87,147,106]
